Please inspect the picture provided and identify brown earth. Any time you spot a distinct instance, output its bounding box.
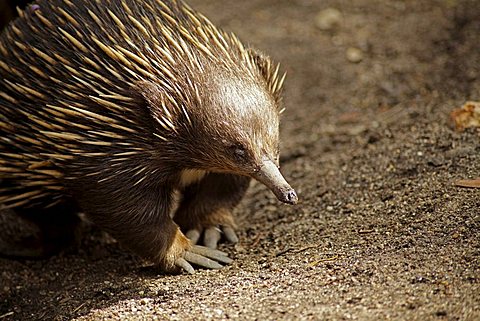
[1,0,479,320]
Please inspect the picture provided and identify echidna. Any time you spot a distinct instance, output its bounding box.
[0,0,297,272]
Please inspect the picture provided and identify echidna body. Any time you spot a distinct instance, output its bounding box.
[0,0,297,272]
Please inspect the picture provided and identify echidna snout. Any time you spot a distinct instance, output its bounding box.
[252,159,298,205]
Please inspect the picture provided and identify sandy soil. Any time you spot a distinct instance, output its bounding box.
[1,0,479,320]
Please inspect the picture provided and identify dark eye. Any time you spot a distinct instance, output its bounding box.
[230,144,247,161]
[234,148,246,158]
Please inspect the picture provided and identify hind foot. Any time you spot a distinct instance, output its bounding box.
[177,208,238,249]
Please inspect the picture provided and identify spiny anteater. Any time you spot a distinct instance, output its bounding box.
[0,0,297,272]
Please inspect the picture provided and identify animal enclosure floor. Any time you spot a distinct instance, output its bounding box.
[1,0,479,320]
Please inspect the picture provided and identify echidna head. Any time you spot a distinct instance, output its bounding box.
[178,68,296,204]
[142,57,297,205]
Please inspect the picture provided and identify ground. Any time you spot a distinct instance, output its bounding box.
[0,0,479,320]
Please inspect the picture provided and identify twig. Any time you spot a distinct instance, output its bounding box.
[308,255,339,267]
[0,312,14,319]
[358,229,374,234]
[72,302,87,314]
[275,247,293,257]
[276,244,320,257]
[293,245,319,253]
[251,233,263,247]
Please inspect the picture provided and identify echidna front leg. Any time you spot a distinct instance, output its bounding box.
[71,180,231,273]
[174,173,250,249]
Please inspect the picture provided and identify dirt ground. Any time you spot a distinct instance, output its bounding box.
[1,0,479,320]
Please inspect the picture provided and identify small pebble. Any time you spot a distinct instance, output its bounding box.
[346,47,363,63]
[315,8,342,31]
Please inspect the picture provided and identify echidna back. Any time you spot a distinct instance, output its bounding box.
[0,0,246,209]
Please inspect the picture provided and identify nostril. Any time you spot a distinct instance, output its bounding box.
[286,190,298,204]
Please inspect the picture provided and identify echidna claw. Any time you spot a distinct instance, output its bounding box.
[185,226,239,249]
[175,257,195,274]
[175,245,232,273]
[204,226,221,249]
[223,226,239,244]
[185,229,201,244]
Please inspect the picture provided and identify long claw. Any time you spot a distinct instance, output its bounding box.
[184,251,223,269]
[223,226,239,244]
[185,229,202,244]
[204,227,221,249]
[175,257,195,274]
[190,245,232,264]
[175,245,232,273]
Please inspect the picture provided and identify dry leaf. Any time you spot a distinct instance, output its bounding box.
[450,101,480,131]
[454,179,480,188]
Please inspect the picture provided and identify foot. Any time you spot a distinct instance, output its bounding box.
[176,245,232,274]
[165,228,232,274]
[176,208,239,249]
[185,225,238,249]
